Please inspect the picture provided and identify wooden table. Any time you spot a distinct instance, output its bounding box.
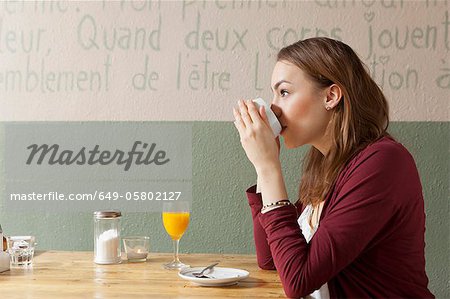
[0,251,285,298]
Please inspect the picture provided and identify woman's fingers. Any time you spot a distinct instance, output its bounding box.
[246,100,263,126]
[234,99,268,136]
[233,107,245,134]
[259,106,270,127]
[238,99,253,127]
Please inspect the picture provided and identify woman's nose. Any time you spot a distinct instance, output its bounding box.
[270,104,282,119]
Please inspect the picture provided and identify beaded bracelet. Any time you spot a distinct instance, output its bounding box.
[261,200,291,213]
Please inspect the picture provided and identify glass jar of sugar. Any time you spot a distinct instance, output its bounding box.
[93,211,122,264]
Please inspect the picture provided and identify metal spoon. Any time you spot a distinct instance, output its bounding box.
[192,262,219,278]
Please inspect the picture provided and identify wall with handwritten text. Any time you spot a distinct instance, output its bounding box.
[0,0,448,121]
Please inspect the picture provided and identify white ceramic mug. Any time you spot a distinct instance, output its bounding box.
[252,98,282,137]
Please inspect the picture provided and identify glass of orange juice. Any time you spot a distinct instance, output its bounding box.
[162,201,190,270]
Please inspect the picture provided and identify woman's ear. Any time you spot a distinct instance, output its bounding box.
[324,84,342,110]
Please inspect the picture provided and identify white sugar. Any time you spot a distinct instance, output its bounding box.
[95,229,120,264]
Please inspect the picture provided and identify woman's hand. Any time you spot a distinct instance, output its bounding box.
[233,99,280,174]
[234,99,288,205]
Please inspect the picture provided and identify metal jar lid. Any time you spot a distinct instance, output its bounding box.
[93,211,122,219]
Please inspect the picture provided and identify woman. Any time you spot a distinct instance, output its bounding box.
[233,37,434,298]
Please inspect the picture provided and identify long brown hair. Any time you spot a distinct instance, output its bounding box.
[277,37,390,207]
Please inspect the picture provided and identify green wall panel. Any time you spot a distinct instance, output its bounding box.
[0,121,448,297]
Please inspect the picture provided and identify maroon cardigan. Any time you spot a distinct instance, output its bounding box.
[247,137,434,298]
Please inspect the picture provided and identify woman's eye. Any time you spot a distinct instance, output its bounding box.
[280,89,289,97]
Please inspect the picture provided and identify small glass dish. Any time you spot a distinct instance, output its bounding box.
[122,236,149,262]
[6,236,36,267]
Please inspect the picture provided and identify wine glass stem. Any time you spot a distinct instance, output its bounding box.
[172,239,180,263]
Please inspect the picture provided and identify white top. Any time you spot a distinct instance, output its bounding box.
[297,205,330,299]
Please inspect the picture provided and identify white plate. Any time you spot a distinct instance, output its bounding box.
[178,267,249,287]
